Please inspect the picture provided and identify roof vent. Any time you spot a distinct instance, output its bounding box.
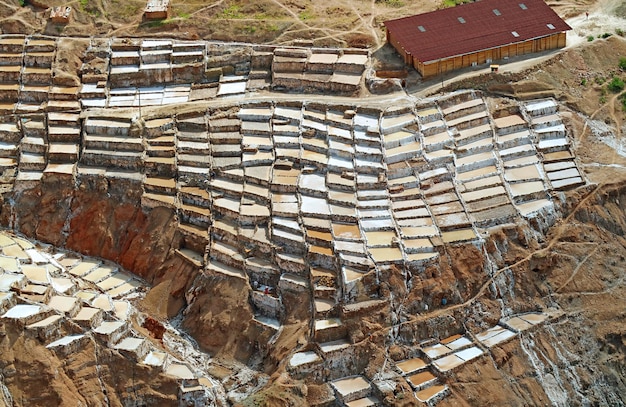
[458,16,466,23]
[493,9,501,16]
[519,3,528,9]
[418,25,426,32]
[547,23,555,29]
[511,31,520,37]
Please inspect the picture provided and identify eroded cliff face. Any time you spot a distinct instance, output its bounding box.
[0,172,269,366]
[0,318,179,406]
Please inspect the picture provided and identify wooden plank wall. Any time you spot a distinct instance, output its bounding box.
[415,32,567,77]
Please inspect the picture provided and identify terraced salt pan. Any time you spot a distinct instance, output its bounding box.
[254,315,280,330]
[455,346,483,362]
[2,304,41,319]
[68,260,100,277]
[346,396,379,407]
[416,107,439,118]
[423,343,452,359]
[48,295,78,315]
[396,357,428,374]
[461,186,506,203]
[502,316,534,332]
[407,370,436,389]
[445,336,472,350]
[369,247,403,263]
[476,326,517,347]
[504,165,541,182]
[441,98,484,116]
[547,168,580,181]
[73,306,101,325]
[537,137,568,150]
[143,350,168,367]
[516,199,552,216]
[415,385,448,403]
[381,115,415,133]
[433,353,465,371]
[441,229,477,243]
[3,244,28,260]
[519,313,549,325]
[165,363,195,379]
[92,294,114,312]
[319,339,351,354]
[331,376,370,397]
[46,334,84,348]
[84,266,115,283]
[543,161,575,172]
[551,177,583,189]
[0,256,20,272]
[494,114,526,129]
[289,351,320,367]
[27,314,62,329]
[508,181,545,197]
[457,165,498,181]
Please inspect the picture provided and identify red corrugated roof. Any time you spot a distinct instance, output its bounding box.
[384,0,571,63]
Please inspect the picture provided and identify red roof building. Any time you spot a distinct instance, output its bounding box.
[384,0,571,77]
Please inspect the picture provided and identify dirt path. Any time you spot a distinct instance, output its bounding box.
[555,246,600,292]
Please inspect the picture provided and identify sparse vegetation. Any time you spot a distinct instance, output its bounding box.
[220,4,243,19]
[600,32,612,39]
[376,0,405,7]
[440,0,472,7]
[607,76,625,92]
[619,57,626,71]
[587,35,595,42]
[596,76,606,85]
[581,78,587,86]
[298,10,313,21]
[617,28,625,37]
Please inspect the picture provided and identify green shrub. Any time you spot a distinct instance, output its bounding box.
[619,57,626,70]
[298,10,313,20]
[607,76,625,92]
[580,78,587,86]
[616,28,625,37]
[587,35,594,42]
[601,33,612,39]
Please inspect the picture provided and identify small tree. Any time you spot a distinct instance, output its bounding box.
[607,76,625,93]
